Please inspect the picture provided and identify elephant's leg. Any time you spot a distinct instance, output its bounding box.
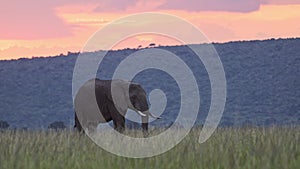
[109,107,125,133]
[74,112,83,132]
[111,111,125,133]
[142,115,149,136]
[107,99,126,133]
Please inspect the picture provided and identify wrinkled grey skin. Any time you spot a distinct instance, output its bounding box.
[74,78,153,133]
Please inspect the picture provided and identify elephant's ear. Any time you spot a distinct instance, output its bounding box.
[106,79,128,102]
[109,80,130,114]
[129,84,142,97]
[129,83,147,105]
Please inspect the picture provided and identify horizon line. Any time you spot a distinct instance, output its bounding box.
[1,37,299,61]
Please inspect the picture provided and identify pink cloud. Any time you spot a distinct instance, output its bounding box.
[158,0,261,12]
[262,0,300,5]
[93,0,138,12]
[0,0,135,39]
[0,0,86,40]
[1,0,300,41]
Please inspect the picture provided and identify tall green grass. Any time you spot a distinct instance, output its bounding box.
[0,127,299,169]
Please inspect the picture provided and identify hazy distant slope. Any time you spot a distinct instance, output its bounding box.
[0,38,299,129]
[0,54,77,128]
[216,39,300,126]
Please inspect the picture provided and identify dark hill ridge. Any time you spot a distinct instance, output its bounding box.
[0,38,299,129]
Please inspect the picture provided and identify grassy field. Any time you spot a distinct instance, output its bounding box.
[0,127,299,169]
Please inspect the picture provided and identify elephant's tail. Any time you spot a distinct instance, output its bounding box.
[74,112,83,132]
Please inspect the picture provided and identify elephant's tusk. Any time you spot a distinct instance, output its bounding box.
[137,111,147,117]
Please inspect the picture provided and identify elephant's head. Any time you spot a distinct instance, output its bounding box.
[128,83,161,119]
[129,84,149,112]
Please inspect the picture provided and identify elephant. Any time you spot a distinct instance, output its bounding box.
[74,78,160,133]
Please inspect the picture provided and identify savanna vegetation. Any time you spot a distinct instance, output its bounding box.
[0,127,299,169]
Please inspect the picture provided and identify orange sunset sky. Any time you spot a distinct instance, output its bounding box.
[1,0,300,60]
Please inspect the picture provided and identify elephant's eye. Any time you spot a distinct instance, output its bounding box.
[130,95,137,100]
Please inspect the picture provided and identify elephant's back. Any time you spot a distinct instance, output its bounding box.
[76,78,112,95]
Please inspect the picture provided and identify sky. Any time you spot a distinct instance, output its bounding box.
[1,0,300,60]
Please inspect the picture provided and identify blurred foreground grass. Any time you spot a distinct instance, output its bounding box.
[0,127,299,169]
